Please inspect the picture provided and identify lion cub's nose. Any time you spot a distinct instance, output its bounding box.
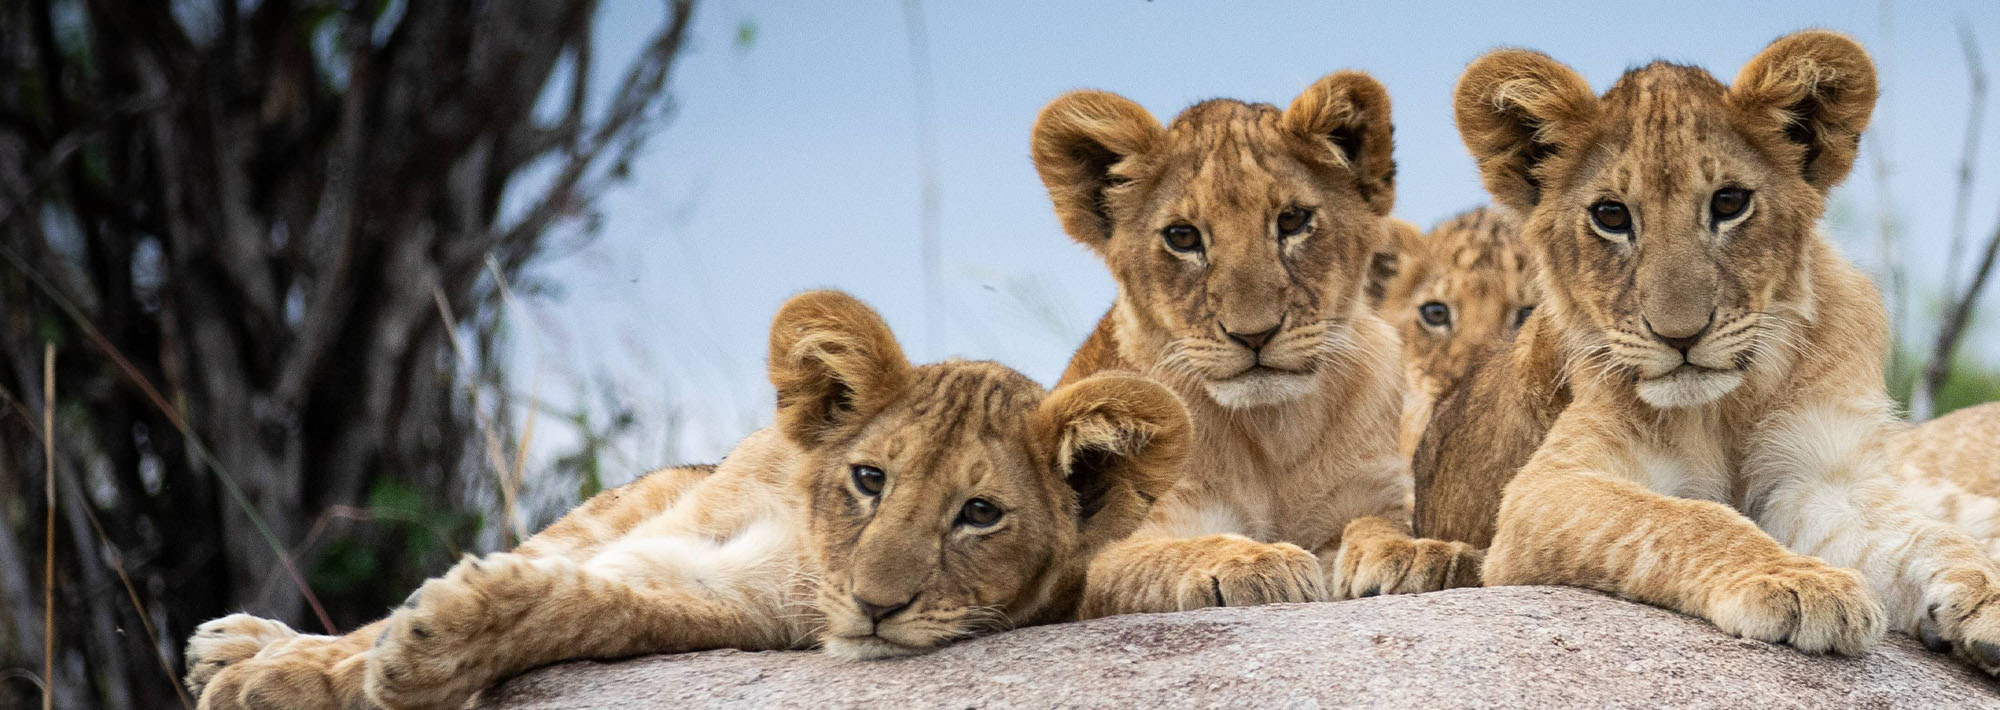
[1225,323,1282,352]
[1644,313,1713,354]
[853,594,913,623]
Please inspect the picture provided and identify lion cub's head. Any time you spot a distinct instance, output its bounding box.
[1455,31,1875,408]
[1032,72,1399,408]
[766,291,1188,659]
[1378,207,1539,403]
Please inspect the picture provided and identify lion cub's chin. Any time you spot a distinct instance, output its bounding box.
[1635,367,1745,410]
[1203,368,1321,409]
[821,634,934,661]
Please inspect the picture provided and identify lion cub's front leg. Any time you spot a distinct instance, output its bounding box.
[189,617,376,710]
[1329,516,1483,599]
[1488,465,1885,655]
[366,552,594,709]
[1081,534,1325,618]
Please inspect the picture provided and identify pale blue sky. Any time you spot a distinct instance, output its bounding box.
[512,1,2000,467]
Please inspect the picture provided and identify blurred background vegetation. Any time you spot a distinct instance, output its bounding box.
[0,1,1996,708]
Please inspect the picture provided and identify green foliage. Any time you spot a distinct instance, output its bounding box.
[1888,349,2000,418]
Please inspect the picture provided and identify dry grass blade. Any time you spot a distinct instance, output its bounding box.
[485,255,536,546]
[433,285,524,547]
[41,344,53,710]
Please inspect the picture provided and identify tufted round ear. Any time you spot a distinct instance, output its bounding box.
[767,290,911,447]
[1454,49,1599,214]
[1031,90,1164,252]
[1030,374,1188,554]
[1284,71,1398,216]
[1728,30,1876,192]
[1367,217,1425,307]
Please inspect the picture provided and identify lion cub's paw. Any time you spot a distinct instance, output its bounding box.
[184,613,299,698]
[1194,539,1326,609]
[1332,535,1483,600]
[367,552,570,710]
[1919,575,2000,676]
[1708,557,1883,656]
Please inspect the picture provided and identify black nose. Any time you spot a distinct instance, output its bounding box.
[1644,316,1711,354]
[853,594,912,623]
[1225,323,1282,352]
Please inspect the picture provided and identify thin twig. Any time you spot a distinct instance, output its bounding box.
[1943,21,1989,301]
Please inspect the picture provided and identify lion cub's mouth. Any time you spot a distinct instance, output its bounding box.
[1635,363,1746,409]
[823,632,933,661]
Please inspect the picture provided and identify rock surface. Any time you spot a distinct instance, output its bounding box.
[477,586,1999,709]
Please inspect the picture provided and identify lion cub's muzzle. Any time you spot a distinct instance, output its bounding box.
[1617,310,1764,409]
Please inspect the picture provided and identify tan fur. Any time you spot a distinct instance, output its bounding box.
[1376,207,1540,458]
[1893,403,2000,556]
[183,291,1191,710]
[1431,31,2000,675]
[1031,72,1478,613]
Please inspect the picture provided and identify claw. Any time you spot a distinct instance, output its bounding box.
[1919,612,1951,653]
[1968,640,2000,670]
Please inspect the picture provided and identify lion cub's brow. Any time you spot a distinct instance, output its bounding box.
[870,363,1043,482]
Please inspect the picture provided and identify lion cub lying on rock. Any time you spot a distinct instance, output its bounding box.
[183,290,1191,710]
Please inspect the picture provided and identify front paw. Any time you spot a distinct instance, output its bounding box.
[1204,539,1326,607]
[366,552,568,710]
[1332,533,1483,599]
[185,613,299,698]
[1708,557,1884,656]
[1919,574,2000,676]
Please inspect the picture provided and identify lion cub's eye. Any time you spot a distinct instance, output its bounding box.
[1162,224,1202,253]
[957,498,1003,528]
[1275,207,1313,237]
[1710,188,1750,222]
[1589,200,1631,233]
[1418,301,1451,328]
[851,465,886,496]
[1513,305,1535,329]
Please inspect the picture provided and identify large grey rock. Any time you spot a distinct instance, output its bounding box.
[477,586,1999,709]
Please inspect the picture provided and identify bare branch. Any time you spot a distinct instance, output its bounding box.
[1918,22,1993,419]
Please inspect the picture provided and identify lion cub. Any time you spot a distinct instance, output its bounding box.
[1375,207,1539,459]
[1429,31,2000,675]
[1030,71,1480,614]
[184,290,1191,710]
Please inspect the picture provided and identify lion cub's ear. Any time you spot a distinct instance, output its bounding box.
[1728,30,1877,192]
[1454,50,1599,214]
[1367,218,1424,307]
[1031,91,1164,251]
[1284,71,1398,216]
[767,290,912,447]
[1031,374,1189,553]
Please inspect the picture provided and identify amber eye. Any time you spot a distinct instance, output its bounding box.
[1710,188,1750,222]
[1419,301,1451,328]
[958,498,1003,528]
[1275,207,1313,237]
[1162,224,1202,253]
[1590,200,1631,233]
[851,465,886,496]
[1514,305,1535,328]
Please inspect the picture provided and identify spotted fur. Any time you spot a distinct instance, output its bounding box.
[183,291,1191,710]
[1893,404,2000,558]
